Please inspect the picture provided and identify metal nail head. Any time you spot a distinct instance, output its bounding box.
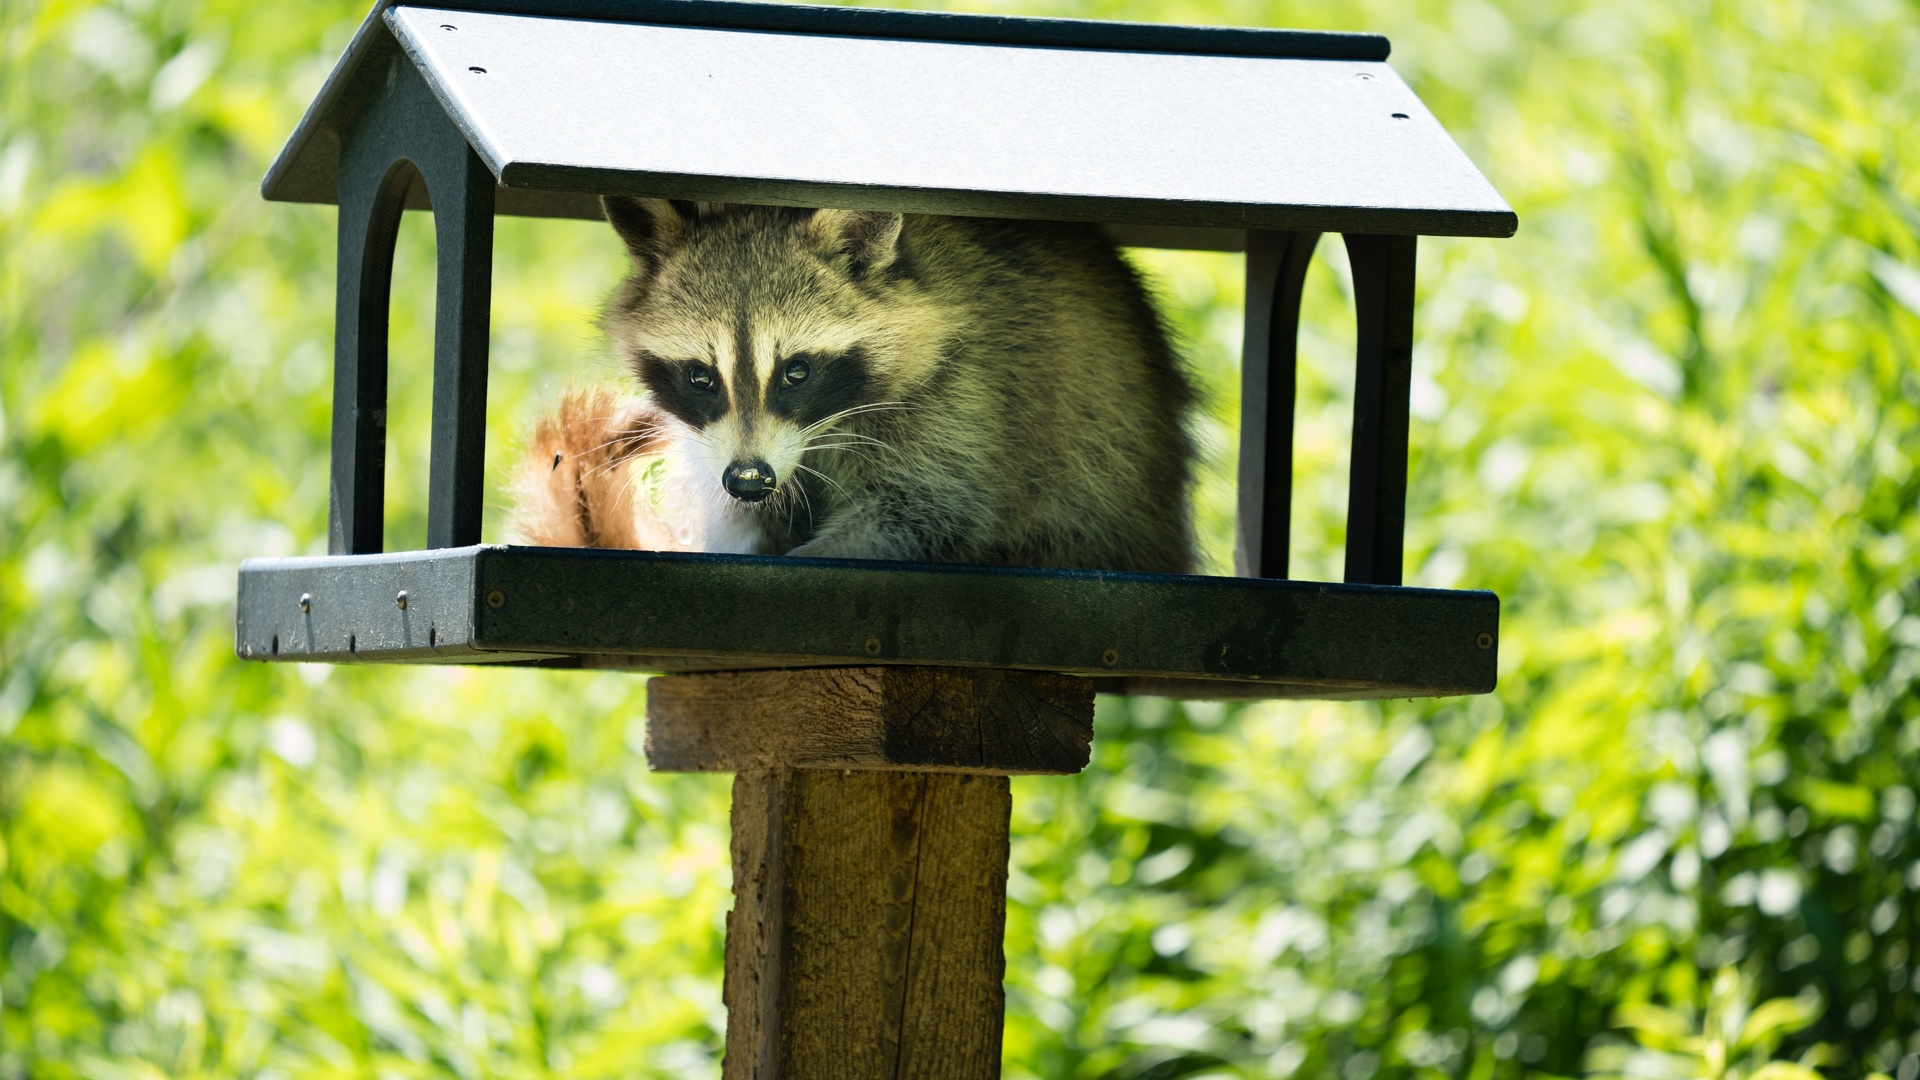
[864,636,882,656]
[299,592,312,613]
[1101,648,1119,667]
[1476,632,1494,650]
[395,590,408,610]
[486,589,507,609]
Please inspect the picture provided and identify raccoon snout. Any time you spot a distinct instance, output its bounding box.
[722,460,777,503]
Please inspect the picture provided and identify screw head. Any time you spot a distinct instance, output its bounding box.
[1101,648,1119,667]
[486,589,506,609]
[395,590,408,610]
[864,635,882,656]
[1476,631,1494,650]
[298,592,312,613]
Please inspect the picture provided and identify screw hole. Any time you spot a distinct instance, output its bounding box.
[864,636,882,656]
[348,634,357,653]
[1101,648,1119,667]
[486,589,506,609]
[429,626,437,647]
[1476,632,1494,650]
[468,66,487,74]
[1391,112,1410,119]
[271,634,279,656]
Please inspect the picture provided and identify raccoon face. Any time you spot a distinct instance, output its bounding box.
[600,198,942,512]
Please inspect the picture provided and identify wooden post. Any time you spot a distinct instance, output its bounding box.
[646,666,1095,1080]
[725,769,1009,1080]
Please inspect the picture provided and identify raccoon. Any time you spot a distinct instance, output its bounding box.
[517,199,1196,573]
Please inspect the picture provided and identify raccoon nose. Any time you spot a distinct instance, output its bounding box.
[723,460,777,502]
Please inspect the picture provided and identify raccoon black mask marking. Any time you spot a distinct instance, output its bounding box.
[597,197,1197,573]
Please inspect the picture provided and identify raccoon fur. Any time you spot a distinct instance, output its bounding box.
[515,199,1197,573]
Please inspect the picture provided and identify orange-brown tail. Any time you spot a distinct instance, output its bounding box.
[511,388,665,549]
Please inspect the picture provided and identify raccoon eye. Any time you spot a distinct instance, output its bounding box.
[686,364,717,392]
[782,358,811,386]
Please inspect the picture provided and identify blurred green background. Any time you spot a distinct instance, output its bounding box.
[5,0,1920,1076]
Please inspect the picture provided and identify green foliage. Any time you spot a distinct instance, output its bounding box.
[1586,967,1827,1080]
[4,0,1920,1078]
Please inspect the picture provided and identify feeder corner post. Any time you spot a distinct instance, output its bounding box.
[328,45,493,557]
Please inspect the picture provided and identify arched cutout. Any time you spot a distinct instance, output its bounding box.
[1293,237,1361,583]
[326,52,495,556]
[1236,232,1414,585]
[329,156,421,555]
[1235,230,1318,579]
[383,174,442,554]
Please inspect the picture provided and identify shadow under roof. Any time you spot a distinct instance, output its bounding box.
[264,0,1516,238]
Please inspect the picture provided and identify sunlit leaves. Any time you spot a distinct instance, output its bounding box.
[5,0,1920,1076]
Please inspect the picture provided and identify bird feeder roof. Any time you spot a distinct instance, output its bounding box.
[264,0,1516,238]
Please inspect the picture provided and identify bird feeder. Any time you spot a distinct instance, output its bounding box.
[238,1,1514,1074]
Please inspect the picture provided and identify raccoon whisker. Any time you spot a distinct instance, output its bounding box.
[803,431,894,450]
[577,450,645,484]
[805,440,891,459]
[802,443,872,457]
[562,430,647,464]
[789,473,817,525]
[798,401,911,437]
[801,404,909,434]
[802,432,898,459]
[610,473,644,524]
[576,407,666,440]
[577,440,665,484]
[569,425,669,483]
[802,445,879,466]
[791,463,851,502]
[764,468,815,541]
[607,448,667,508]
[783,472,806,534]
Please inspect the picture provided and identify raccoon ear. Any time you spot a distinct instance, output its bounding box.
[602,196,696,269]
[806,208,904,277]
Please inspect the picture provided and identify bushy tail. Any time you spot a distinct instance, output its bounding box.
[510,388,665,549]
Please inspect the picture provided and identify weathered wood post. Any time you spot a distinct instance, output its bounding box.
[645,667,1095,1079]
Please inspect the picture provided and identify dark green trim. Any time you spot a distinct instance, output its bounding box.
[236,546,1501,700]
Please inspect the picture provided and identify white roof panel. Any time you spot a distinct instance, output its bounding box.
[265,0,1516,238]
